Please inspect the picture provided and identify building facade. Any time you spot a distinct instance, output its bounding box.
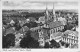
[61,30,78,48]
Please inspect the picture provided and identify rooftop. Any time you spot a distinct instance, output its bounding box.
[63,30,78,37]
[53,32,63,37]
[48,21,63,28]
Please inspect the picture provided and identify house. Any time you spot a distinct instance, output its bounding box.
[27,17,36,22]
[58,17,67,25]
[38,16,45,24]
[5,27,16,35]
[50,32,63,42]
[38,28,50,47]
[38,29,45,47]
[10,20,15,24]
[61,30,78,48]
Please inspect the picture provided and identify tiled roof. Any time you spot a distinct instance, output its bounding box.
[52,32,63,37]
[63,30,78,37]
[17,26,29,34]
[6,27,16,35]
[48,21,63,28]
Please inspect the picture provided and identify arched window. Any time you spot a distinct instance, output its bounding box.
[54,28,56,33]
[63,37,64,41]
[51,29,52,34]
[50,30,52,34]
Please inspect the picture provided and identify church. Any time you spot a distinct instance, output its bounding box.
[38,4,65,47]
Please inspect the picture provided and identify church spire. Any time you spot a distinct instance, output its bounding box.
[53,3,56,22]
[53,3,55,15]
[45,3,49,21]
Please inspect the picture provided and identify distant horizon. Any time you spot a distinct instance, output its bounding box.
[2,9,78,10]
[2,9,78,13]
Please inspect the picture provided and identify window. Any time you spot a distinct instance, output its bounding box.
[50,29,53,34]
[58,27,60,30]
[77,37,78,40]
[60,26,62,30]
[54,28,56,33]
[74,40,75,44]
[52,29,53,33]
[41,38,44,39]
[50,35,53,39]
[72,36,73,39]
[62,37,64,41]
[53,29,55,33]
[62,26,64,29]
[51,29,52,34]
[73,36,75,39]
[58,27,61,31]
[47,25,49,28]
[40,41,43,44]
[57,27,59,32]
[75,37,78,40]
[50,30,51,34]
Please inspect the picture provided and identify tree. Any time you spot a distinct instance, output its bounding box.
[23,22,38,28]
[14,22,22,31]
[44,42,50,48]
[20,31,39,48]
[60,41,65,46]
[2,33,15,48]
[65,43,69,48]
[50,39,60,48]
[30,31,39,41]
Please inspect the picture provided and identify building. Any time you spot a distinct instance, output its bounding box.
[36,3,65,47]
[58,17,67,25]
[30,3,65,47]
[61,30,78,48]
[38,29,45,47]
[38,16,45,24]
[5,27,16,35]
[49,21,64,33]
[50,32,63,42]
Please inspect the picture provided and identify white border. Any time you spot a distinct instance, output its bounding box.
[0,0,80,52]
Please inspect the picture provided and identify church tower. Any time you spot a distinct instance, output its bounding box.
[45,3,49,22]
[53,3,56,22]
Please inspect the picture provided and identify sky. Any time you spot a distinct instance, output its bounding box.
[2,0,78,10]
